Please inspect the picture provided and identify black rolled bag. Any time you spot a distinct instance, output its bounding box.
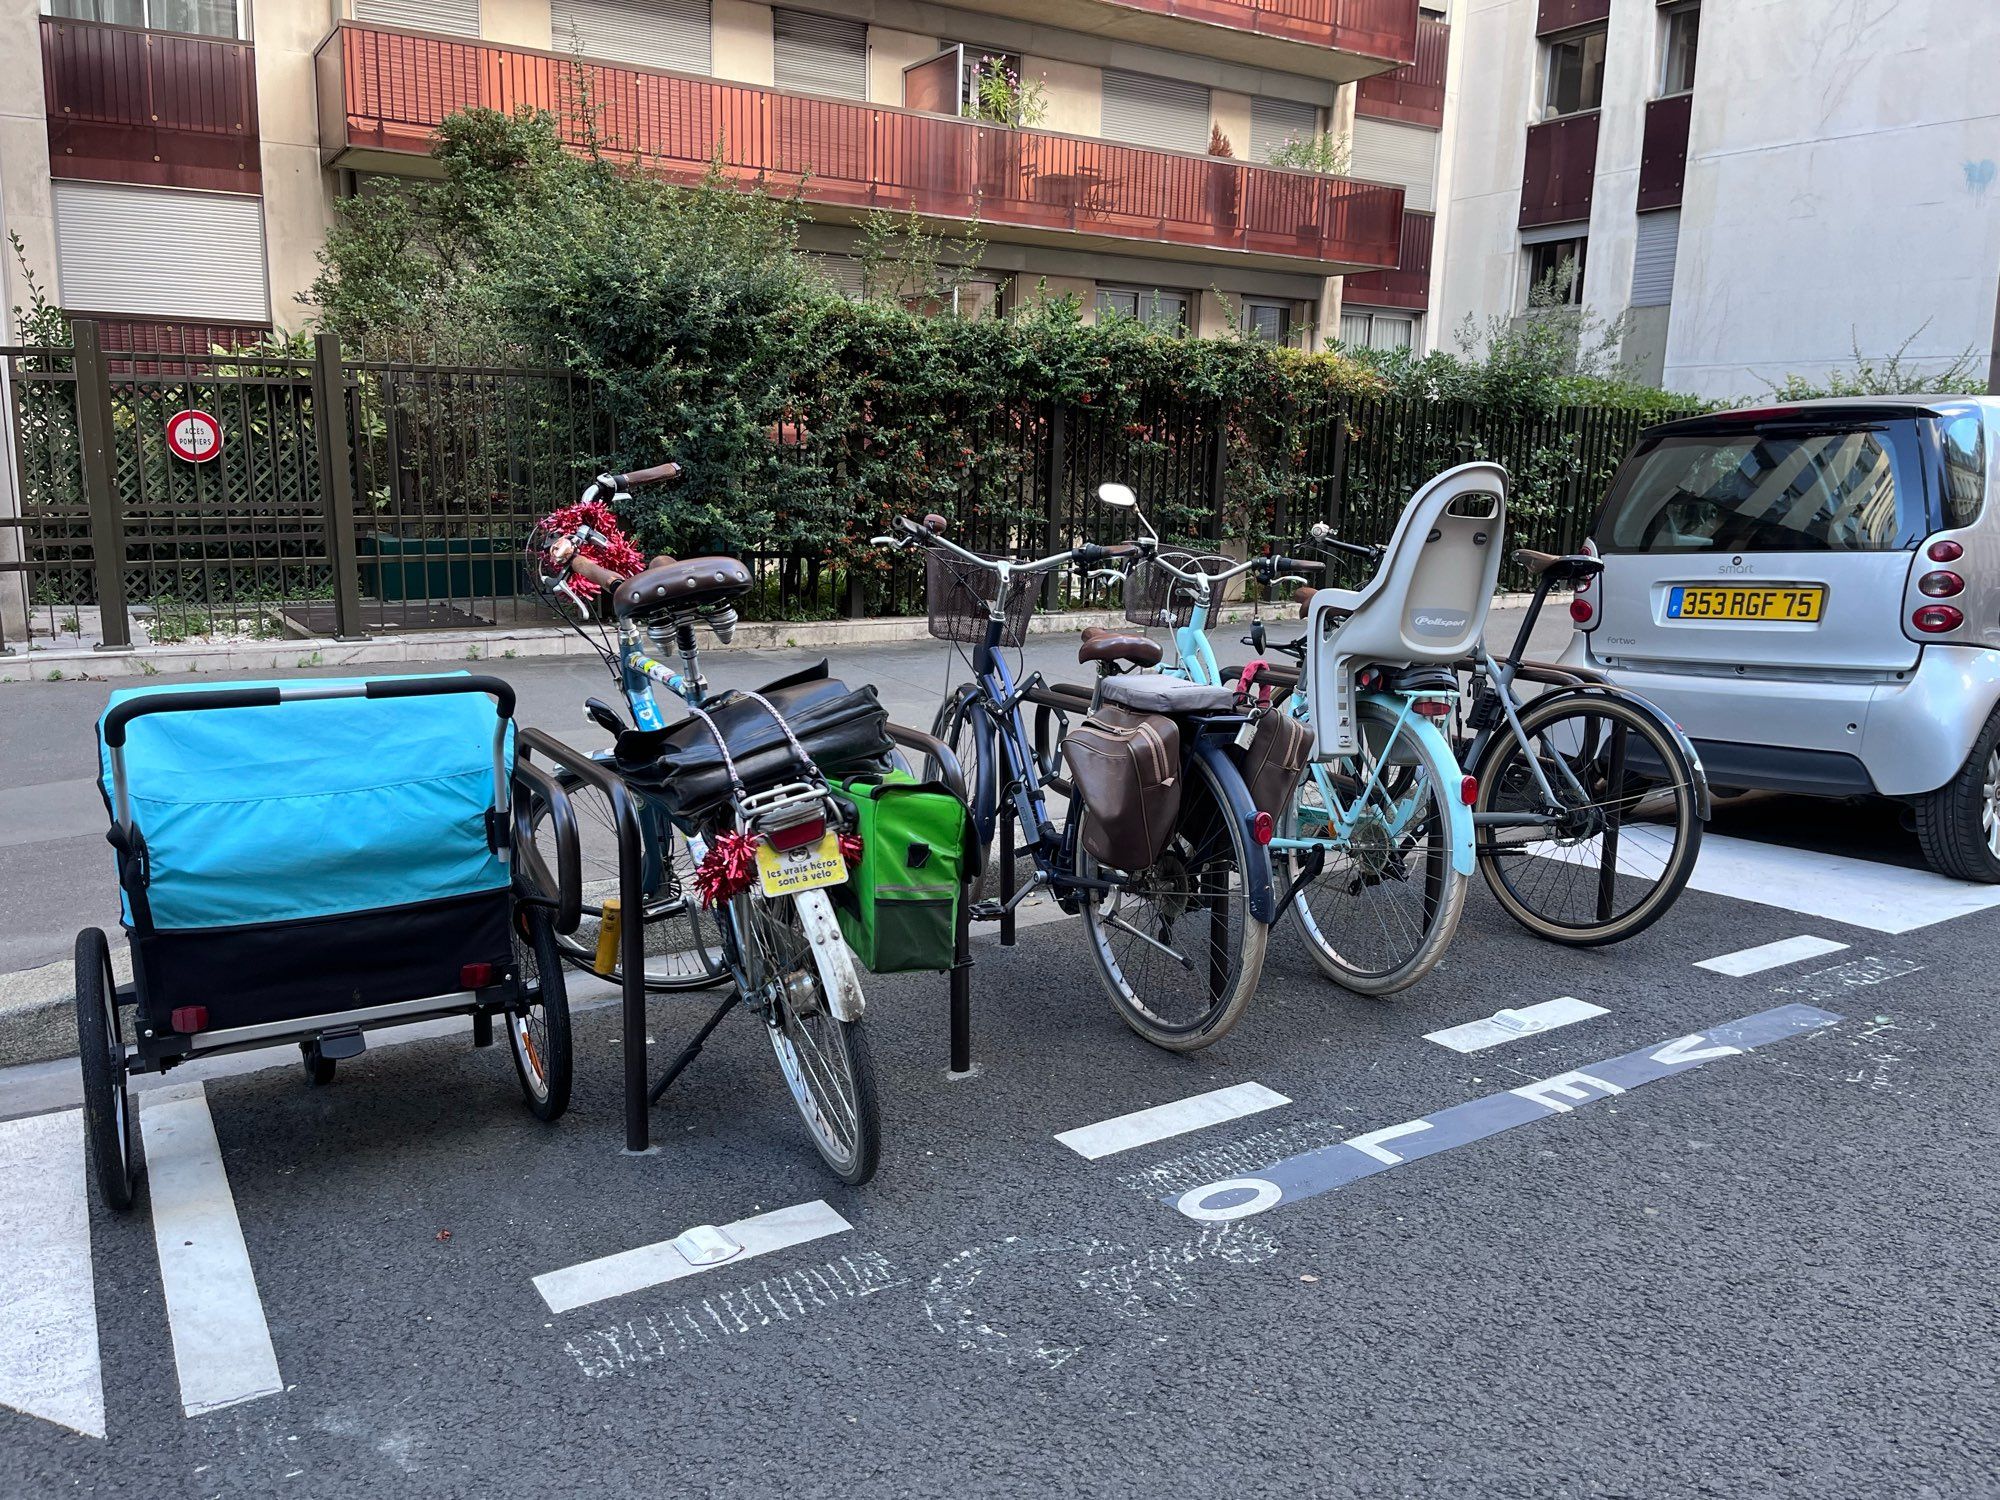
[652,660,894,825]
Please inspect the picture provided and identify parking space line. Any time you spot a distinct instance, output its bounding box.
[140,1086,284,1417]
[1055,1082,1291,1161]
[1696,935,1850,976]
[534,1200,852,1315]
[1682,837,2000,933]
[1423,998,1607,1053]
[0,1110,105,1439]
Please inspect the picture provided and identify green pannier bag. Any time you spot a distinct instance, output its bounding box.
[830,770,972,973]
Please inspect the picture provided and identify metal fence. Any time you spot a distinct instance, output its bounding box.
[0,321,1684,656]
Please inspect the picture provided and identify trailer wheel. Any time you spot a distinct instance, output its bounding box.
[75,928,140,1212]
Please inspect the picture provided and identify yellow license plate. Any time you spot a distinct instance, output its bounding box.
[755,831,848,898]
[1667,584,1825,622]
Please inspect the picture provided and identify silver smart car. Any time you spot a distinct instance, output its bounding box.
[1560,395,2000,880]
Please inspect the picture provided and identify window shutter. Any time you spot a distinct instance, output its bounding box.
[53,182,269,324]
[1631,209,1680,307]
[352,0,481,37]
[1249,97,1317,164]
[1101,69,1209,155]
[812,254,867,300]
[549,0,712,74]
[774,9,867,100]
[1350,117,1438,211]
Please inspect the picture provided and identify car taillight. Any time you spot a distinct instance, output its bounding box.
[1928,539,1965,563]
[1570,597,1595,624]
[766,816,826,851]
[1919,570,1965,598]
[1250,811,1274,845]
[1912,604,1964,633]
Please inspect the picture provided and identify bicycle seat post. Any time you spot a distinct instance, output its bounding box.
[674,617,705,700]
[1501,570,1559,670]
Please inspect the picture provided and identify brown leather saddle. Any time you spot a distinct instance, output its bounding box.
[611,555,754,621]
[1077,624,1163,668]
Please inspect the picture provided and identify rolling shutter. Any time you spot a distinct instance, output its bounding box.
[1249,96,1318,164]
[1350,116,1438,211]
[812,254,867,300]
[53,182,269,324]
[1101,69,1209,155]
[352,0,481,37]
[549,0,711,74]
[1631,208,1680,307]
[774,10,867,99]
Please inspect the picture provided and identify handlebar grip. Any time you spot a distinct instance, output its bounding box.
[1275,556,1325,575]
[922,513,948,534]
[616,461,682,488]
[570,556,626,590]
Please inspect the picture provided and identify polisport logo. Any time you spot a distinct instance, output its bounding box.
[1409,609,1469,638]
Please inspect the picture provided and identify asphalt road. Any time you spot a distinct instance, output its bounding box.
[2,623,1997,1497]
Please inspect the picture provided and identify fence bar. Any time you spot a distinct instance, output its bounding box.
[312,332,366,640]
[73,322,131,651]
[1040,403,1067,608]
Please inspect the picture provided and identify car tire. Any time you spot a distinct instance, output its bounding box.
[1914,708,2000,883]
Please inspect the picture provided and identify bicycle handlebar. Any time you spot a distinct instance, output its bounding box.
[611,461,682,488]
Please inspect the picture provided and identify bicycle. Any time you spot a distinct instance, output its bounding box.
[527,465,882,1183]
[885,506,1280,1052]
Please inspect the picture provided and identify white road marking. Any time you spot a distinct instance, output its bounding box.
[1055,1082,1292,1161]
[534,1201,852,1315]
[1696,934,1850,976]
[140,1086,284,1417]
[1423,997,1608,1054]
[0,1110,105,1438]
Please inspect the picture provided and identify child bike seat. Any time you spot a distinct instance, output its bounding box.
[1099,675,1237,716]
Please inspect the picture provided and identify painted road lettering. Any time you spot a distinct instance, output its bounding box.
[1169,1004,1842,1222]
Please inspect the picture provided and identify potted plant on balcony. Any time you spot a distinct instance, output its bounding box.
[1266,131,1351,244]
[963,57,1047,210]
[1206,126,1242,236]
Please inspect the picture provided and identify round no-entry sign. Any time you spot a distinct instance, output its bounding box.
[165,409,223,464]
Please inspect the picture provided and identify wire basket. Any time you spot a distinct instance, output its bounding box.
[1123,551,1233,630]
[924,546,1041,647]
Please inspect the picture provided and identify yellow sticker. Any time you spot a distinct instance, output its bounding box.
[756,831,849,898]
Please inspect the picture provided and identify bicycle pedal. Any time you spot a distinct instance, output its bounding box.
[969,899,1007,922]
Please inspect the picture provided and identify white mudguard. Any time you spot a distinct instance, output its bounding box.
[794,887,866,1022]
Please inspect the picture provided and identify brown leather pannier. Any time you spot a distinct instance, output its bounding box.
[1063,711,1182,870]
[1242,708,1313,820]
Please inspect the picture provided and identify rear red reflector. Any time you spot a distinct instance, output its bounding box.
[1912,604,1964,633]
[1919,570,1965,598]
[1460,776,1478,806]
[1928,539,1965,563]
[1570,597,1595,624]
[460,962,496,989]
[1250,811,1274,845]
[767,817,826,851]
[1414,699,1451,718]
[170,1005,208,1034]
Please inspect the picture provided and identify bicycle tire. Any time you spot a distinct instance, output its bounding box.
[526,768,727,991]
[932,684,1008,904]
[75,927,140,1212]
[508,905,574,1120]
[1077,754,1269,1051]
[1472,690,1702,946]
[1285,699,1469,995]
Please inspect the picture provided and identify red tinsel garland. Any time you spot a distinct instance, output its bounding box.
[693,829,865,908]
[537,499,646,602]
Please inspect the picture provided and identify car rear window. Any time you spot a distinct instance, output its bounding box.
[1598,420,1932,555]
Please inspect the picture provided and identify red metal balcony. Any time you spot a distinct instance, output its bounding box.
[1355,14,1447,128]
[1519,111,1600,230]
[1340,209,1431,311]
[317,24,1404,276]
[1638,93,1692,212]
[41,17,260,194]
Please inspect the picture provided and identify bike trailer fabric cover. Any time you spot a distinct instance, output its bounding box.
[654,660,893,825]
[96,676,514,1027]
[1063,710,1182,870]
[829,770,971,972]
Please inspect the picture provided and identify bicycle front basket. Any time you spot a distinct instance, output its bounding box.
[924,546,1040,647]
[1123,551,1231,630]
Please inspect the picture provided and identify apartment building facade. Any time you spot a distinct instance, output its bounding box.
[1431,0,2000,400]
[0,0,1463,355]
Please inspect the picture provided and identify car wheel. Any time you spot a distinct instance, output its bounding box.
[1914,708,2000,882]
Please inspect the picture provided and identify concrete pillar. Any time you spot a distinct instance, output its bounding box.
[0,0,55,647]
[1027,58,1100,138]
[715,0,774,85]
[256,0,339,330]
[868,27,937,106]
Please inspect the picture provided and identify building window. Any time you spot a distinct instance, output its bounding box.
[1339,309,1415,352]
[48,0,243,38]
[1659,2,1700,96]
[1243,300,1297,346]
[774,10,868,101]
[1524,235,1587,308]
[1542,24,1608,119]
[1095,287,1190,334]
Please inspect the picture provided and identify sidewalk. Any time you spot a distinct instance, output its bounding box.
[0,601,1576,1065]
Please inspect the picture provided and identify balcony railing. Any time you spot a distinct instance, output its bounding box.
[1355,15,1447,127]
[1519,111,1599,230]
[1340,209,1431,311]
[318,23,1403,273]
[41,16,260,194]
[1106,0,1417,62]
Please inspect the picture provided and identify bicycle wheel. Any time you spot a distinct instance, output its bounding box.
[737,893,881,1185]
[933,685,1006,903]
[528,769,725,991]
[1077,754,1269,1051]
[1286,701,1469,995]
[1473,691,1702,945]
[75,927,140,1212]
[507,905,573,1120]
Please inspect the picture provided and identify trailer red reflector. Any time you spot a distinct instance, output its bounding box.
[170,1005,208,1033]
[460,962,496,989]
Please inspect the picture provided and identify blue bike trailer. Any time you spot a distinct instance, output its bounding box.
[96,674,524,1050]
